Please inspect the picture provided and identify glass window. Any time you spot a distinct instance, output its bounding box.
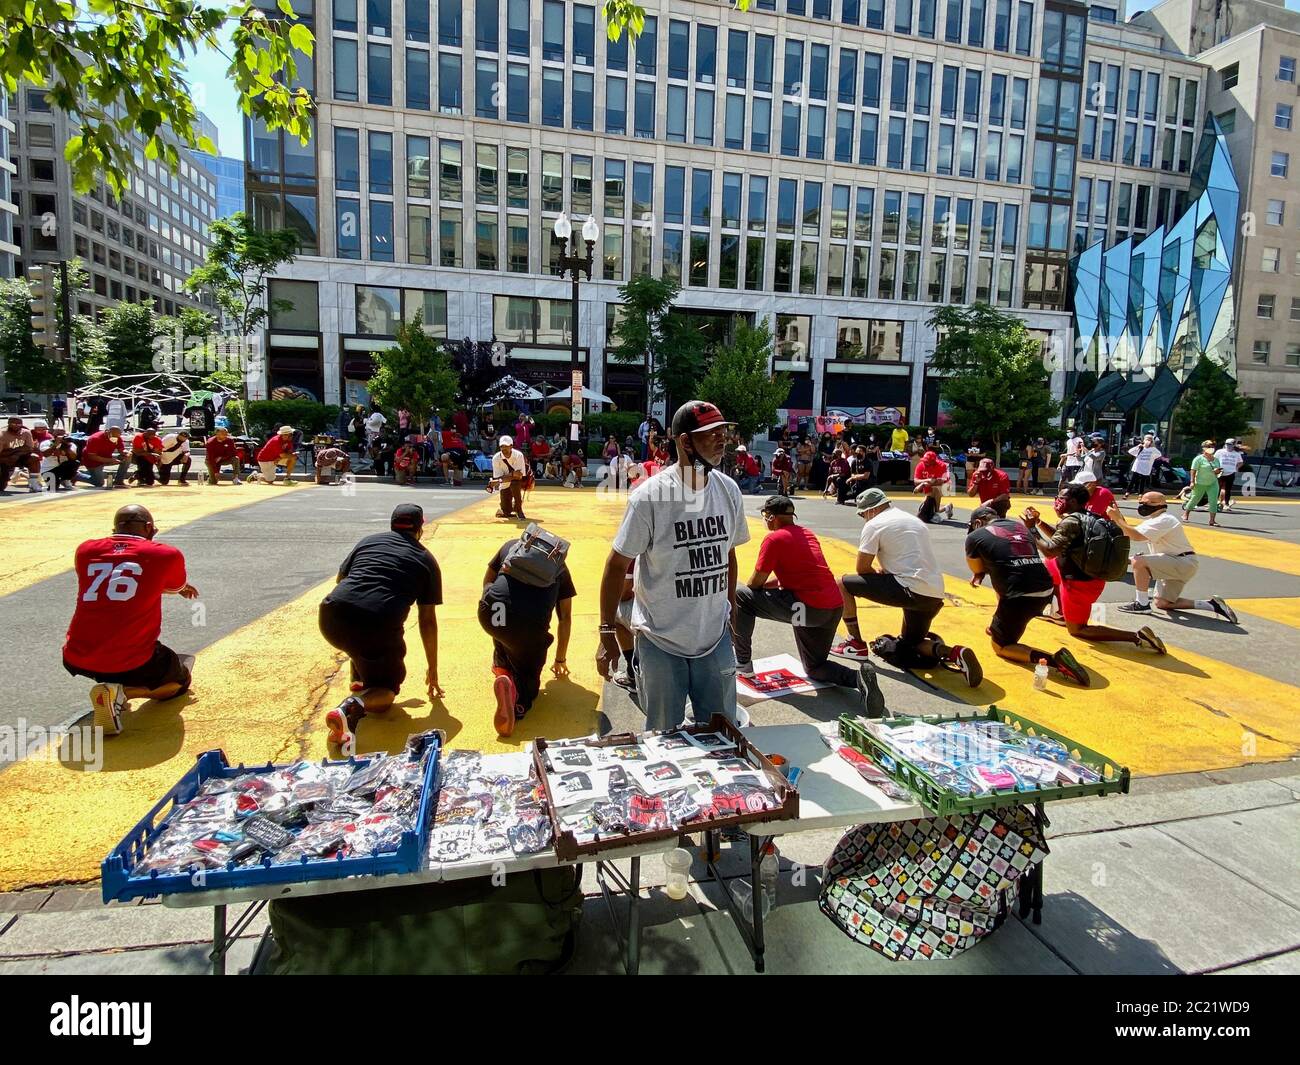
[368,131,393,195]
[367,43,392,105]
[803,182,823,237]
[572,156,593,216]
[336,0,358,33]
[1281,57,1297,83]
[635,81,656,137]
[754,34,774,92]
[891,57,910,112]
[744,236,765,291]
[691,169,712,228]
[637,15,658,74]
[859,111,878,165]
[438,52,462,113]
[542,1,564,62]
[839,49,858,103]
[835,108,854,162]
[798,242,818,294]
[603,225,624,280]
[507,218,529,271]
[476,0,498,50]
[748,175,768,230]
[1166,76,1180,124]
[863,52,882,108]
[784,40,803,96]
[337,197,361,259]
[728,30,748,88]
[773,240,794,292]
[574,4,595,65]
[335,128,361,192]
[807,105,826,159]
[1183,81,1198,125]
[665,166,686,225]
[967,0,985,46]
[854,187,874,241]
[407,135,431,197]
[752,96,772,152]
[1273,151,1290,178]
[669,19,690,79]
[689,232,710,287]
[781,101,801,156]
[1015,1,1032,55]
[726,94,746,150]
[667,85,688,142]
[777,178,797,234]
[334,38,359,101]
[476,211,499,270]
[919,0,937,37]
[721,172,742,229]
[1011,76,1027,128]
[477,144,498,205]
[368,0,391,36]
[507,62,529,122]
[476,57,499,118]
[438,0,461,45]
[911,120,929,171]
[887,117,906,169]
[542,68,564,126]
[698,24,718,84]
[438,208,461,267]
[606,76,627,133]
[695,89,716,146]
[866,0,884,28]
[370,200,395,261]
[507,0,528,55]
[810,43,829,99]
[511,147,533,210]
[959,128,977,177]
[356,285,401,335]
[662,229,683,285]
[963,70,982,121]
[1257,295,1275,320]
[896,0,913,33]
[882,190,901,243]
[439,140,462,202]
[1278,104,1294,131]
[1252,340,1271,363]
[905,193,923,244]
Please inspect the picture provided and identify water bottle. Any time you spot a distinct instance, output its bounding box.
[759,844,779,916]
[1033,658,1049,691]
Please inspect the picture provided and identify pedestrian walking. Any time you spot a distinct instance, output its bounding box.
[1214,438,1245,511]
[1183,440,1222,526]
[1125,434,1162,498]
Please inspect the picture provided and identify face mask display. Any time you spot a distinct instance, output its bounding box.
[1052,493,1069,517]
[1136,503,1165,517]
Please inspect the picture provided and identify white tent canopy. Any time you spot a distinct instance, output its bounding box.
[547,385,613,404]
[72,373,243,431]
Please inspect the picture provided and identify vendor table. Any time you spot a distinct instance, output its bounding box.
[703,723,1048,973]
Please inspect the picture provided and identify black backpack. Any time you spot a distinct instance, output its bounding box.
[502,524,570,587]
[1068,512,1130,581]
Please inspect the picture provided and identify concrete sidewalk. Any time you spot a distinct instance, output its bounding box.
[3,760,1296,975]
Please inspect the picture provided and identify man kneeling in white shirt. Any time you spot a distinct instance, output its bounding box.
[1107,492,1237,623]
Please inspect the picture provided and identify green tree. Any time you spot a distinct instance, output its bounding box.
[2,2,313,198]
[927,302,1059,459]
[445,337,511,414]
[697,321,792,442]
[368,312,459,418]
[98,300,162,376]
[184,212,300,340]
[602,1,751,42]
[0,264,104,393]
[1172,361,1252,449]
[610,274,708,413]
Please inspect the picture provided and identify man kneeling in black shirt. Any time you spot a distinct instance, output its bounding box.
[321,504,445,751]
[964,506,1090,687]
[478,533,575,738]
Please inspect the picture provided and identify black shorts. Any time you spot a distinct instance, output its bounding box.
[319,598,407,694]
[989,595,1051,647]
[64,641,190,693]
[840,572,944,647]
[444,448,468,465]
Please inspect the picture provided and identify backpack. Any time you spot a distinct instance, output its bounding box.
[502,523,570,587]
[1068,512,1130,581]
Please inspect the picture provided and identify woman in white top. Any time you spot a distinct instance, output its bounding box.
[1124,435,1162,498]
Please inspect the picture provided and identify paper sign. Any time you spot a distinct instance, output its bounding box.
[736,653,832,700]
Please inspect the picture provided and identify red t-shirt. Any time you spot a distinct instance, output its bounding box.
[915,454,948,481]
[82,431,123,460]
[756,525,843,610]
[1085,485,1117,516]
[256,435,293,462]
[441,429,465,451]
[974,467,1011,502]
[204,436,237,463]
[737,453,759,476]
[132,433,162,463]
[64,535,187,673]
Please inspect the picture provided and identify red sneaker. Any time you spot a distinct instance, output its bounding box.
[494,673,518,737]
[830,637,872,662]
[326,695,365,750]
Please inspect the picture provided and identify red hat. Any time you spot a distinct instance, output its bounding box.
[671,400,734,436]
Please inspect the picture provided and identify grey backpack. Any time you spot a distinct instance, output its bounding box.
[501,524,570,587]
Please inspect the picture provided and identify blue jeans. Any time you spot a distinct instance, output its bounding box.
[737,473,759,494]
[634,631,738,732]
[81,461,128,487]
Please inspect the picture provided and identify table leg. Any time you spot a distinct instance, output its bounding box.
[749,834,767,974]
[703,831,767,974]
[627,857,641,977]
[211,905,226,977]
[1032,802,1046,924]
[595,858,643,976]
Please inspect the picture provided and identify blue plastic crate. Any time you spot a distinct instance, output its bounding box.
[101,734,441,903]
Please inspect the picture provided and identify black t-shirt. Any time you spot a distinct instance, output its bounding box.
[965,520,1054,598]
[480,540,576,625]
[328,532,442,621]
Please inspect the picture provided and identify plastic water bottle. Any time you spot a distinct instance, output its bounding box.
[1033,658,1050,691]
[759,845,779,916]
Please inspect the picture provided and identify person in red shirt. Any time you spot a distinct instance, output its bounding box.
[966,457,1012,517]
[203,426,240,485]
[562,449,586,488]
[130,428,164,486]
[1072,469,1117,515]
[733,444,761,493]
[63,505,199,735]
[255,425,298,484]
[440,427,468,484]
[913,449,953,523]
[78,426,130,488]
[770,448,795,495]
[731,495,883,713]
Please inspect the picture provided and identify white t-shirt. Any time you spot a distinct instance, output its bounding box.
[1137,512,1193,556]
[1064,436,1084,466]
[366,412,387,436]
[492,448,527,479]
[105,399,127,429]
[1083,447,1106,478]
[1128,445,1161,476]
[612,464,750,657]
[857,507,946,600]
[1215,448,1244,475]
[39,438,75,473]
[160,434,190,464]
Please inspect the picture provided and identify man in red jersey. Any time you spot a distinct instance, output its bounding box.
[63,505,199,735]
[203,425,241,485]
[255,425,298,484]
[130,426,164,486]
[79,426,130,488]
[730,495,884,715]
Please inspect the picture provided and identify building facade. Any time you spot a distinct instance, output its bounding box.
[0,93,17,280]
[1138,0,1300,438]
[8,87,220,319]
[248,0,1210,423]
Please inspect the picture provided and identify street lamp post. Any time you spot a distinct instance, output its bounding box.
[553,212,600,454]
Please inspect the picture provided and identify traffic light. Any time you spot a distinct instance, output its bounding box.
[29,264,61,357]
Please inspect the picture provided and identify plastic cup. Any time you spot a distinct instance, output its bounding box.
[663,847,692,901]
[735,707,752,729]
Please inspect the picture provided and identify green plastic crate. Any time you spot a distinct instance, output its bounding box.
[838,705,1130,817]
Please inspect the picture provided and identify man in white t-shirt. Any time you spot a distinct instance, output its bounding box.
[105,397,127,431]
[1058,431,1084,484]
[596,400,749,730]
[1214,439,1245,511]
[830,487,982,686]
[1108,493,1237,622]
[1124,434,1162,498]
[158,430,192,485]
[491,434,529,520]
[365,408,387,446]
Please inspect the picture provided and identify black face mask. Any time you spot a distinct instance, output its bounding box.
[1136,503,1165,517]
[683,434,716,473]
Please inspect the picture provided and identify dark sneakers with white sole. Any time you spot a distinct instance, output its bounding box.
[1135,626,1167,654]
[1209,597,1238,625]
[90,683,127,736]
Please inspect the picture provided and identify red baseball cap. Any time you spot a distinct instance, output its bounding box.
[671,400,734,437]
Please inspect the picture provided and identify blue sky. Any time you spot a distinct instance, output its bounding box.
[188,1,1300,160]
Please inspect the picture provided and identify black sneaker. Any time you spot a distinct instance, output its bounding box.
[947,645,983,688]
[1135,626,1166,654]
[1052,647,1091,687]
[1118,601,1152,614]
[1209,597,1238,625]
[855,661,887,719]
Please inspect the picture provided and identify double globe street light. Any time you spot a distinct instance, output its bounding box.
[552,212,600,453]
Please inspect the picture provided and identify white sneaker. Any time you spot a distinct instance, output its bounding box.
[945,503,954,519]
[28,476,44,493]
[90,683,127,735]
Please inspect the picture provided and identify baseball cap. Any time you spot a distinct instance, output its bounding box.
[670,400,735,437]
[735,444,747,452]
[855,487,890,513]
[775,447,785,455]
[761,494,796,516]
[1071,470,1098,485]
[390,504,425,531]
[968,505,1002,531]
[1225,438,1236,445]
[1201,439,1215,449]
[499,435,514,446]
[278,425,295,435]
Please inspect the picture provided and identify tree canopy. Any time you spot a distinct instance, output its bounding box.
[1173,361,1253,449]
[609,274,707,414]
[184,212,300,339]
[697,321,792,442]
[367,313,459,417]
